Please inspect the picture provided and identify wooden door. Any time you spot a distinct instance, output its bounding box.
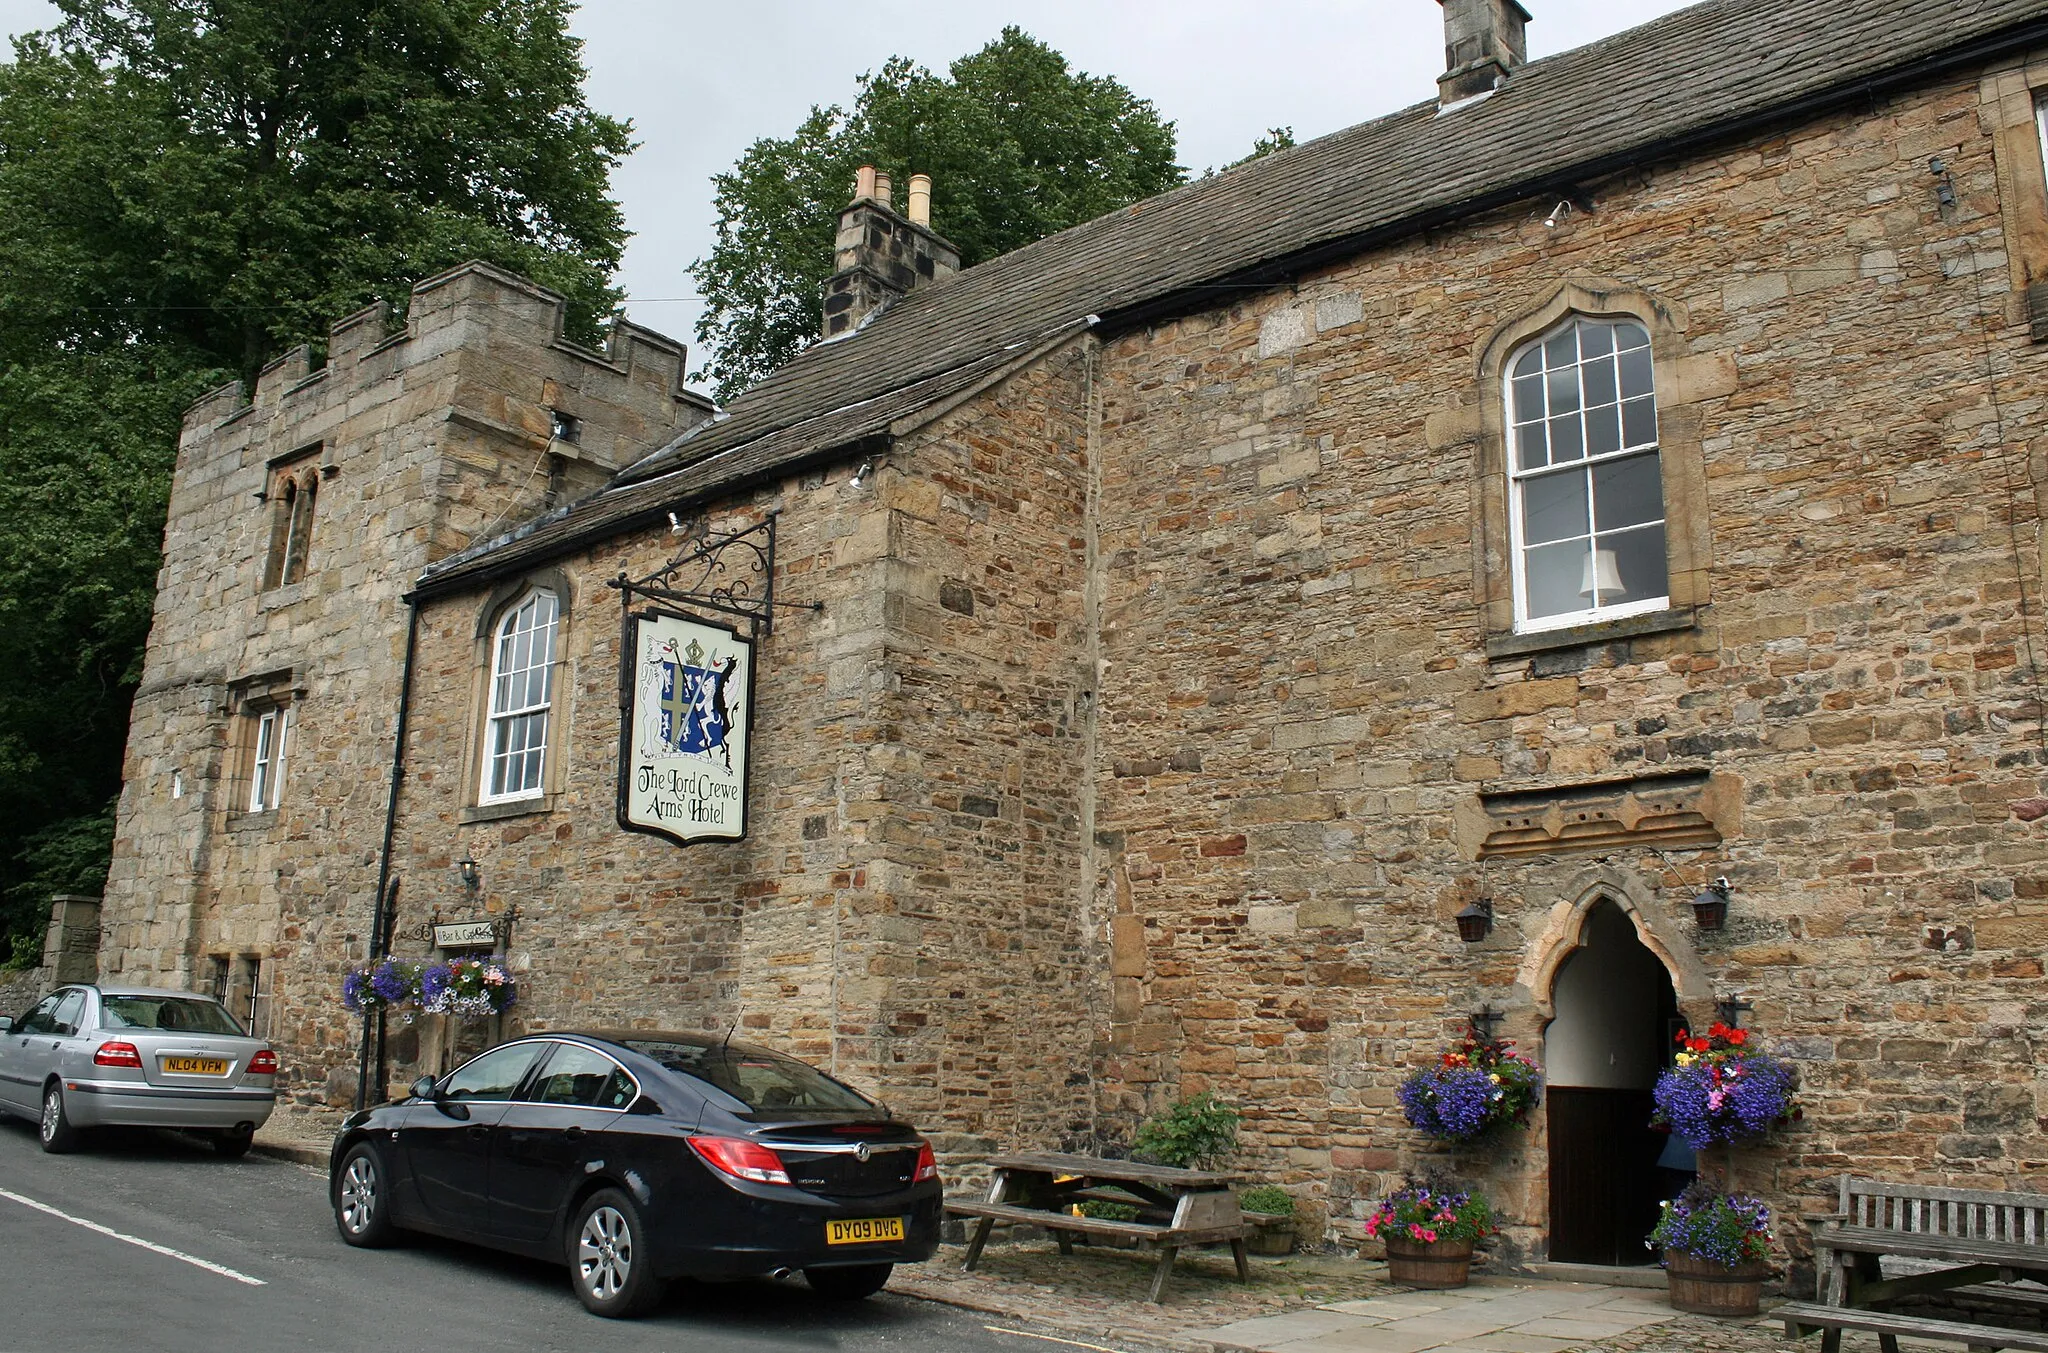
[1547,1087,1663,1265]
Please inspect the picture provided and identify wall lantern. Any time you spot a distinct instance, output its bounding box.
[457,855,481,895]
[1691,876,1732,931]
[1455,897,1494,943]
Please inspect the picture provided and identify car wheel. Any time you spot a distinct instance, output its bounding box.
[213,1127,255,1158]
[334,1142,397,1247]
[38,1083,79,1154]
[569,1188,663,1318]
[805,1263,893,1301]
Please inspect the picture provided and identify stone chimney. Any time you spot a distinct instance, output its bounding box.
[1437,0,1530,106]
[821,165,962,340]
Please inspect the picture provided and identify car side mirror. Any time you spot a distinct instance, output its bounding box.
[409,1075,436,1101]
[0,1016,12,1033]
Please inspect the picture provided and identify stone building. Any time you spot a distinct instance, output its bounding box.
[104,0,2048,1273]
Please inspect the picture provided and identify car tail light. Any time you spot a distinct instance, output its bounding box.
[689,1135,792,1186]
[249,1049,279,1075]
[913,1140,939,1183]
[93,1041,143,1068]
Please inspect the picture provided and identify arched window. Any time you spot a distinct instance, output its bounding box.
[1506,316,1668,629]
[480,588,560,803]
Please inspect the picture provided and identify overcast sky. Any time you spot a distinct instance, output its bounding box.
[1,1,1698,378]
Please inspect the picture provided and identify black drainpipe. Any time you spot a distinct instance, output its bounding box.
[354,596,422,1112]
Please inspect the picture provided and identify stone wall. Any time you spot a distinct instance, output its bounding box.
[1085,58,2048,1258]
[102,263,706,1109]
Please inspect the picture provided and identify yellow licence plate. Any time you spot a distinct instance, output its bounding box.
[826,1216,904,1245]
[162,1057,228,1075]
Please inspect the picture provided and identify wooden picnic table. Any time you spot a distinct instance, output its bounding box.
[1780,1177,2048,1352]
[946,1151,1255,1303]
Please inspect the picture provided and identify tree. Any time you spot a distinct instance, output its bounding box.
[0,0,634,963]
[691,28,1185,399]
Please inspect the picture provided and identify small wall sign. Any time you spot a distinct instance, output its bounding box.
[432,921,498,949]
[620,609,753,845]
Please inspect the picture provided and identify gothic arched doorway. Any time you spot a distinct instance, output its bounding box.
[1543,898,1680,1265]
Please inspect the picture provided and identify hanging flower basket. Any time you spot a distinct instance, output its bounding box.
[341,958,421,1014]
[1651,1023,1799,1148]
[420,958,517,1019]
[1397,1034,1544,1141]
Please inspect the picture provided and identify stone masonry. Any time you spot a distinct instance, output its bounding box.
[100,262,709,1106]
[104,12,2048,1286]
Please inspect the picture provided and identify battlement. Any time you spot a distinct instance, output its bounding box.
[182,260,710,435]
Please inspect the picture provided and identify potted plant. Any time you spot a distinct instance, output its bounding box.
[1648,1181,1774,1316]
[1365,1176,1495,1289]
[1397,1033,1543,1142]
[1239,1185,1297,1256]
[1652,1022,1799,1148]
[1130,1091,1240,1168]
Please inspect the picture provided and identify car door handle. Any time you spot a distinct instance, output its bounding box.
[467,1125,489,1140]
[564,1126,585,1142]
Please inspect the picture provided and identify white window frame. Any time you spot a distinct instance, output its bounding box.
[1504,315,1670,633]
[480,588,559,804]
[247,705,290,812]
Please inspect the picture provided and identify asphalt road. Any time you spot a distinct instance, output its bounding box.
[0,1117,1125,1353]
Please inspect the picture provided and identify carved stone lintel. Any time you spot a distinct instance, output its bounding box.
[1453,769,1741,860]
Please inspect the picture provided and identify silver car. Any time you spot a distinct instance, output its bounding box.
[0,984,278,1155]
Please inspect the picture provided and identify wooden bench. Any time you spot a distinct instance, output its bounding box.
[947,1152,1254,1303]
[1784,1177,2048,1352]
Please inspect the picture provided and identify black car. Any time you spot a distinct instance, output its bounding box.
[327,1030,943,1317]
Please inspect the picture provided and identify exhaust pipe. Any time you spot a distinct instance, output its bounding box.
[770,1267,796,1281]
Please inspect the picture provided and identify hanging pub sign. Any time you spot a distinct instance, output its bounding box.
[619,609,753,844]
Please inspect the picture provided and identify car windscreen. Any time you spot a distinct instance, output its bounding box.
[622,1040,876,1112]
[100,995,246,1036]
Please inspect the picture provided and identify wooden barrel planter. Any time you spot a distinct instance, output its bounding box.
[1382,1235,1475,1289]
[1663,1250,1771,1317]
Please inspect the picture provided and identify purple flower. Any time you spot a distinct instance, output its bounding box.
[1649,1183,1772,1267]
[341,969,368,1012]
[370,960,410,1004]
[1652,1052,1797,1148]
[420,964,453,1003]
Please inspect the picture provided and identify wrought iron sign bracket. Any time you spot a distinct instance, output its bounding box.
[606,511,819,640]
[395,904,520,953]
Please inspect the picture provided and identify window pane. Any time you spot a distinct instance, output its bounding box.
[533,1046,636,1107]
[1582,354,1618,408]
[1601,522,1669,606]
[1525,539,1590,620]
[1521,469,1590,545]
[1545,366,1580,415]
[1544,331,1576,370]
[1513,348,1542,379]
[1512,373,1545,425]
[1621,395,1657,448]
[1592,450,1664,530]
[1619,346,1653,398]
[442,1044,544,1102]
[1579,322,1615,358]
[1515,420,1548,471]
[1586,404,1622,457]
[1548,414,1584,462]
[1615,321,1650,351]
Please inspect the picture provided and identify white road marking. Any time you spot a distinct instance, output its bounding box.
[0,1185,265,1286]
[983,1328,1128,1352]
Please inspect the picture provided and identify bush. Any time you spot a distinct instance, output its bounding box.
[1239,1185,1295,1217]
[1077,1199,1140,1221]
[1130,1092,1240,1169]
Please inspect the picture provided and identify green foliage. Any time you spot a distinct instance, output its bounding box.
[690,27,1185,398]
[1229,126,1296,169]
[1238,1185,1295,1217]
[1130,1092,1240,1169]
[1077,1199,1140,1221]
[0,0,634,960]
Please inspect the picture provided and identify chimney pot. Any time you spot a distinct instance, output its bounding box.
[1436,0,1530,107]
[873,171,892,206]
[854,164,877,201]
[907,174,932,227]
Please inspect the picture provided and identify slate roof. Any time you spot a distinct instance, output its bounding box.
[416,0,2048,595]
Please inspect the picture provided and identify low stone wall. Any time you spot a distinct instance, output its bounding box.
[0,967,46,1019]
